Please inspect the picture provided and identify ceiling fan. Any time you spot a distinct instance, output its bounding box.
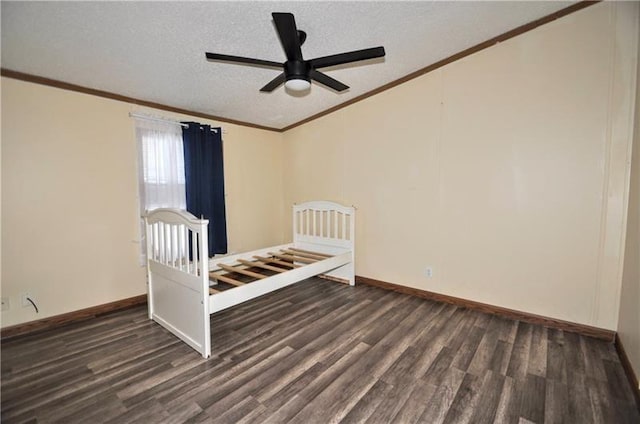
[205,12,385,93]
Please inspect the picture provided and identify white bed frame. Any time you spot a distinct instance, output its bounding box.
[144,201,355,358]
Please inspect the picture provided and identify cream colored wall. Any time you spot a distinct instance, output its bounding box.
[283,2,638,329]
[2,2,637,333]
[617,12,640,386]
[1,77,284,327]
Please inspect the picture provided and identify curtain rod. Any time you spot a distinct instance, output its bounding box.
[129,112,224,133]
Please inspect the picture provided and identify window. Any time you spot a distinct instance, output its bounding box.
[135,118,187,264]
[135,118,186,211]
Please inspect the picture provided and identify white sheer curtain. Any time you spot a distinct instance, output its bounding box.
[135,118,186,212]
[135,117,186,263]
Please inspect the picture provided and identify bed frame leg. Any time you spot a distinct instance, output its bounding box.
[325,262,355,286]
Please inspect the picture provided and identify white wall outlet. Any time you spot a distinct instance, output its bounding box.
[425,267,433,278]
[21,293,31,307]
[1,297,9,311]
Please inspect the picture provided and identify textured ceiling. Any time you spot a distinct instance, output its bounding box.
[2,1,575,130]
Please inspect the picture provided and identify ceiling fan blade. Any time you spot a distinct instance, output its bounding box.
[260,73,287,92]
[309,70,349,92]
[310,46,385,69]
[205,52,282,69]
[272,13,303,61]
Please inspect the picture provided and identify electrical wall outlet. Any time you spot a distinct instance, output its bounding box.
[1,297,9,311]
[425,267,433,278]
[21,293,31,307]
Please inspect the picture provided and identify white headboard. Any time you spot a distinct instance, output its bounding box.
[293,201,355,252]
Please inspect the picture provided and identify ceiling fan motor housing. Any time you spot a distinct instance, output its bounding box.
[285,60,311,82]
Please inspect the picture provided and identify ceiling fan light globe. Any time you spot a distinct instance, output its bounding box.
[285,78,311,92]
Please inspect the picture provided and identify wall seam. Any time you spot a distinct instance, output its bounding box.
[592,2,617,326]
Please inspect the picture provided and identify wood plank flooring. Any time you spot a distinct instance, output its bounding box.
[2,278,639,423]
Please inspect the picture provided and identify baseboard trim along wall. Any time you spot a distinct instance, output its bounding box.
[0,294,147,340]
[615,333,640,411]
[355,275,616,342]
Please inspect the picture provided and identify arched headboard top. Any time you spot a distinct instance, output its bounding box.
[144,208,208,231]
[293,201,355,216]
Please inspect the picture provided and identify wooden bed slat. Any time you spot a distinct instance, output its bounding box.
[269,252,317,264]
[217,263,267,280]
[210,272,246,286]
[281,249,332,260]
[238,259,288,273]
[253,255,301,269]
[209,287,221,294]
[289,247,333,258]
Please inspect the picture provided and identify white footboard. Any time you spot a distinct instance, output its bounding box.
[145,209,211,358]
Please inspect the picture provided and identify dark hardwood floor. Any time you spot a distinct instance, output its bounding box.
[2,278,639,423]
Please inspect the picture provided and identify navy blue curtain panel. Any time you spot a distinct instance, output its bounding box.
[182,122,228,256]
